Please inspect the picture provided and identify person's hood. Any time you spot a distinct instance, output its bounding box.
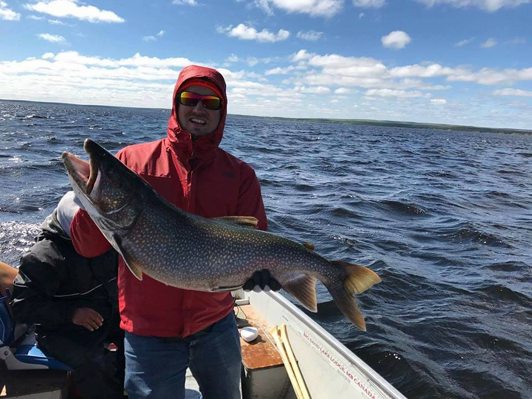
[40,211,70,241]
[166,65,228,161]
[40,191,80,241]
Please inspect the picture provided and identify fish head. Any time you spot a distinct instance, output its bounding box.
[62,139,143,229]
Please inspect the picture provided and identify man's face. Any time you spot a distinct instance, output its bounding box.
[177,85,222,137]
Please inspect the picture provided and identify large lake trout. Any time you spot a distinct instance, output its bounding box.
[62,139,381,330]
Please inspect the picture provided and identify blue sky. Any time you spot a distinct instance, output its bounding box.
[1,0,531,129]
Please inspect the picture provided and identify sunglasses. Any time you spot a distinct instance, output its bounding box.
[178,91,222,111]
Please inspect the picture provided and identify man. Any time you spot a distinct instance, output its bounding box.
[70,65,277,399]
[10,192,124,399]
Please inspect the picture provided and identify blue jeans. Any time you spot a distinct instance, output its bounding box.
[124,313,242,399]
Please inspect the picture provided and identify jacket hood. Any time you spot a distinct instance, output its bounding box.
[167,65,228,160]
[40,211,70,241]
[40,191,80,241]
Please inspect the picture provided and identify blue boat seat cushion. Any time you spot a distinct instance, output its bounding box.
[2,295,71,371]
[14,341,72,371]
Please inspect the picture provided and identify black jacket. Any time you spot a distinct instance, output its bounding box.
[10,212,118,335]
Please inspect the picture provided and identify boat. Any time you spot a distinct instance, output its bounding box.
[234,289,406,399]
[1,266,405,399]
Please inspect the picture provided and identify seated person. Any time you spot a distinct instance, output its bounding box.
[10,192,124,399]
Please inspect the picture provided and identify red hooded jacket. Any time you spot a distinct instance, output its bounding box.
[70,65,268,337]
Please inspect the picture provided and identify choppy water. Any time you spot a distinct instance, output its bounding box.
[1,99,531,398]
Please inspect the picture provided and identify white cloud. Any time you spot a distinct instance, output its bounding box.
[455,38,473,47]
[305,52,386,73]
[390,63,454,78]
[217,24,290,43]
[27,14,45,20]
[359,12,365,17]
[246,57,259,66]
[353,0,386,8]
[416,0,531,12]
[447,66,532,85]
[506,37,526,45]
[335,87,349,94]
[53,51,193,69]
[297,30,323,41]
[382,30,411,49]
[297,85,331,94]
[0,51,203,108]
[143,30,165,42]
[0,1,20,20]
[365,89,429,98]
[287,49,532,91]
[37,33,66,43]
[255,0,344,17]
[24,0,125,23]
[481,38,497,48]
[430,98,447,104]
[292,49,313,62]
[493,88,532,97]
[173,0,199,4]
[265,66,295,75]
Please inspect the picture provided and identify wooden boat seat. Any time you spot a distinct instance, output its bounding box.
[237,304,283,370]
[236,303,293,399]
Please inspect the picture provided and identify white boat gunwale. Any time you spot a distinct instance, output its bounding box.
[246,290,406,399]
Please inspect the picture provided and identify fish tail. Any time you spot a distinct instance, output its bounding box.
[337,261,381,295]
[324,261,381,331]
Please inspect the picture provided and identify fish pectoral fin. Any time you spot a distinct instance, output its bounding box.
[283,273,318,312]
[121,253,144,281]
[333,260,381,294]
[213,216,259,229]
[210,284,243,292]
[112,234,143,281]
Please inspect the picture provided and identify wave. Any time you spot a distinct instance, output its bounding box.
[379,200,428,217]
[477,284,530,303]
[22,114,50,120]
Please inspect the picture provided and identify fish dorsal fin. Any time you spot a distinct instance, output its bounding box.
[113,233,143,281]
[283,273,318,312]
[214,216,259,229]
[333,260,381,294]
[302,242,315,251]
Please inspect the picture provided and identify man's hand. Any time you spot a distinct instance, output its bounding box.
[72,307,103,331]
[243,269,282,292]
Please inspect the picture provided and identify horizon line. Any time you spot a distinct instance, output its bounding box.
[1,98,531,135]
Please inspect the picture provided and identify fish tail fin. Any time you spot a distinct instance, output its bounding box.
[336,261,381,295]
[324,261,381,331]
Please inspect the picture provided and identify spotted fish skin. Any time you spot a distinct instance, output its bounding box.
[62,139,381,331]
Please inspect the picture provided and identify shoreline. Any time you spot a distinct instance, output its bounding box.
[1,98,531,135]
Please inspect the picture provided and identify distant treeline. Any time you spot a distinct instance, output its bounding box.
[231,114,532,135]
[2,99,530,135]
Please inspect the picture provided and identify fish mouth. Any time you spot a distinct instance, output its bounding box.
[62,140,99,196]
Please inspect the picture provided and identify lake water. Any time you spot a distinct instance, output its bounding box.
[1,99,531,398]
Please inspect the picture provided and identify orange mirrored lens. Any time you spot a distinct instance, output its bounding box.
[179,92,222,110]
